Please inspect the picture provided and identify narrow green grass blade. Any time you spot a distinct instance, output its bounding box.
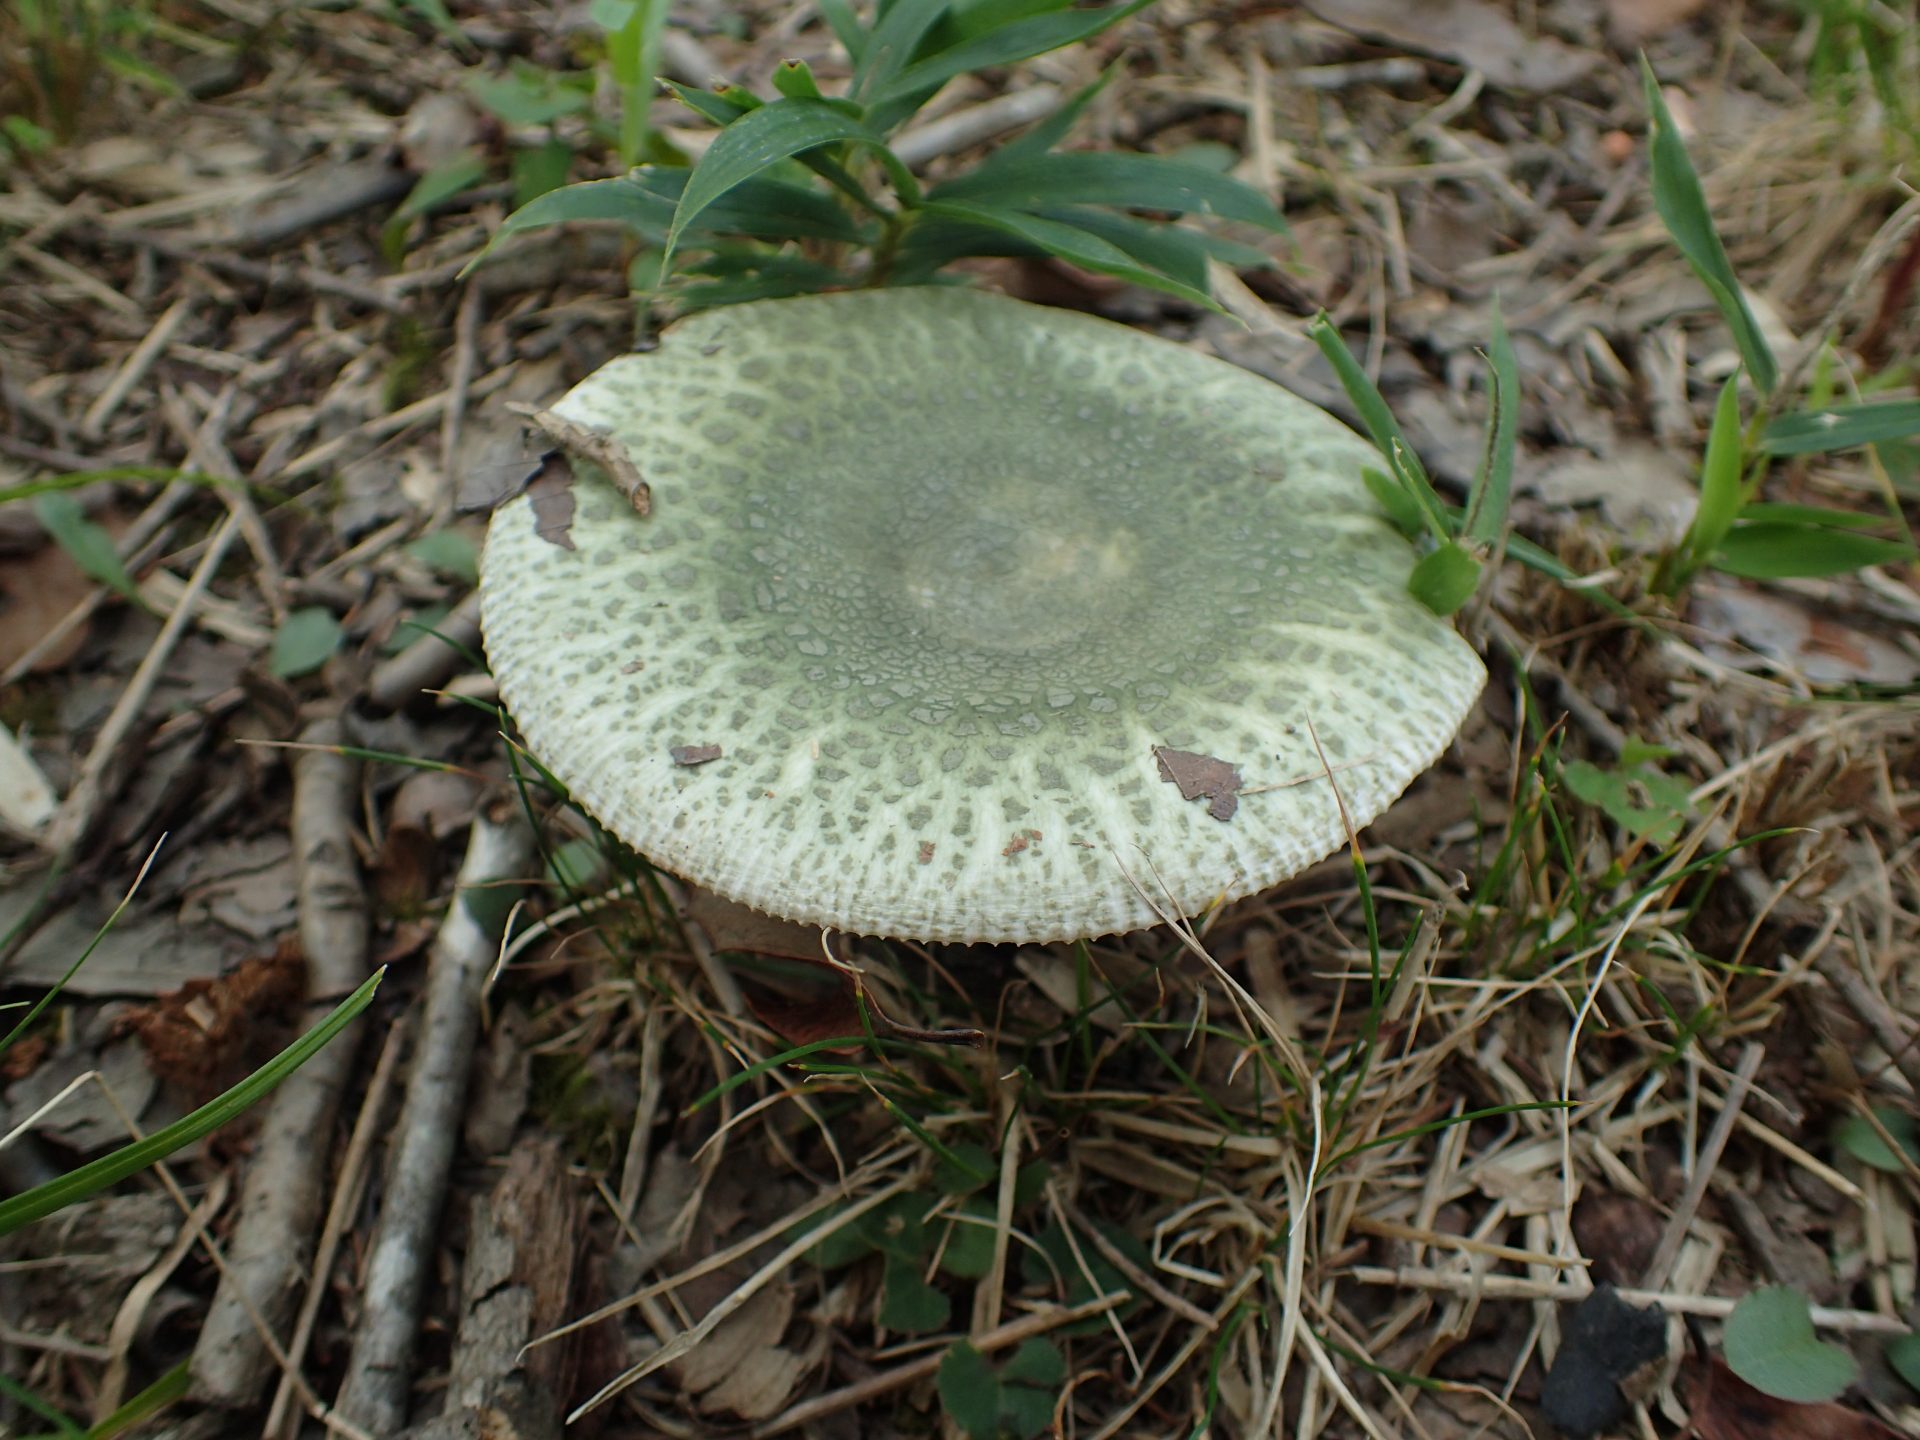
[32,493,144,605]
[1640,57,1777,393]
[0,968,384,1237]
[1762,400,1920,455]
[78,1359,189,1439]
[1677,369,1746,578]
[1305,315,1450,541]
[1462,300,1517,546]
[1,843,165,1061]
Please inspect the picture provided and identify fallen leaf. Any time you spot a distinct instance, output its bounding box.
[1690,585,1920,686]
[116,944,306,1100]
[1154,746,1243,821]
[1303,0,1598,94]
[1606,0,1711,45]
[526,453,577,550]
[0,530,101,673]
[1572,1190,1665,1287]
[1684,1355,1902,1440]
[670,744,723,766]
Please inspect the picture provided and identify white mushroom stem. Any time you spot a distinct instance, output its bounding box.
[334,804,533,1436]
[192,719,372,1408]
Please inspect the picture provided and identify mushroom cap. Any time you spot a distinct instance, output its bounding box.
[481,287,1484,944]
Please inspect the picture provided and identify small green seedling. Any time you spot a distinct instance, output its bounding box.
[1560,741,1695,848]
[1833,1106,1920,1174]
[268,606,343,680]
[1640,56,1918,596]
[1308,303,1519,617]
[805,1145,1049,1336]
[468,0,1287,308]
[937,1338,1066,1440]
[1723,1286,1858,1404]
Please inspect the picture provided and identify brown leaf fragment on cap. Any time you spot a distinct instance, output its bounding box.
[1154,746,1243,821]
[670,744,722,766]
[526,453,576,551]
[514,404,651,515]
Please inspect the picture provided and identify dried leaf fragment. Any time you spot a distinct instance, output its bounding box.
[670,744,722,766]
[1154,746,1242,821]
[525,453,576,551]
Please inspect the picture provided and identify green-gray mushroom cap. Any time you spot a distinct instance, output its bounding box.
[480,287,1484,944]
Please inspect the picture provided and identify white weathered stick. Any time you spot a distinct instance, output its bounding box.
[191,719,372,1408]
[333,804,533,1436]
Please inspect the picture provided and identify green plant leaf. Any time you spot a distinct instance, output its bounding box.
[384,149,489,262]
[986,63,1118,167]
[998,1338,1066,1439]
[817,0,867,63]
[930,150,1283,228]
[269,607,343,679]
[0,969,384,1237]
[1362,466,1423,538]
[1640,58,1777,393]
[1762,401,1920,456]
[932,1138,997,1194]
[805,1200,880,1269]
[1305,316,1450,541]
[1711,522,1913,579]
[76,1357,189,1439]
[938,1196,999,1278]
[854,0,954,100]
[405,530,481,584]
[916,200,1216,308]
[665,100,895,268]
[1834,1108,1920,1173]
[1407,542,1481,616]
[465,67,592,126]
[938,1342,1002,1439]
[1676,369,1748,581]
[867,0,1153,107]
[600,0,670,166]
[510,138,573,206]
[1462,299,1517,547]
[662,79,760,126]
[1562,758,1693,846]
[1888,1332,1920,1393]
[773,58,826,101]
[32,493,142,604]
[879,1250,950,1332]
[1723,1286,1858,1404]
[469,169,865,272]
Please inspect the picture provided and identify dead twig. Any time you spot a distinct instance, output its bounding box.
[333,803,533,1436]
[191,720,372,1409]
[363,592,483,714]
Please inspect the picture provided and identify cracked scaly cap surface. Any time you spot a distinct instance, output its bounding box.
[481,287,1484,943]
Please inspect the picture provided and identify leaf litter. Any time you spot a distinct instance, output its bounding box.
[1,1,1918,1437]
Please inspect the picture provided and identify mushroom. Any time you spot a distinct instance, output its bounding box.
[480,287,1484,945]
